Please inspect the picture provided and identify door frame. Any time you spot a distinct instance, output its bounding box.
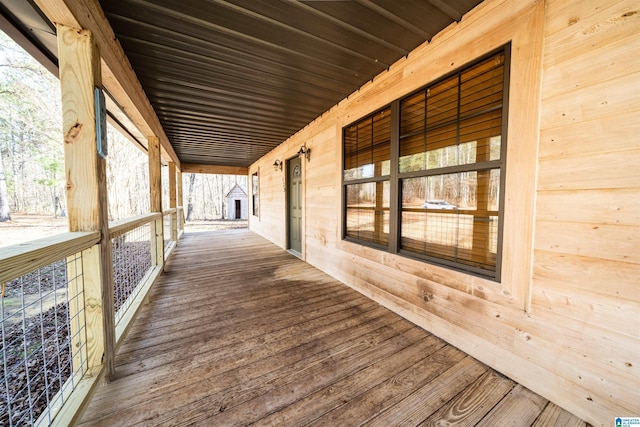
[285,155,305,259]
[234,199,241,219]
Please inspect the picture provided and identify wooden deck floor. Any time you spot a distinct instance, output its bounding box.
[80,229,588,426]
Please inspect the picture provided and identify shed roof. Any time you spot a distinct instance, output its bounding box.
[225,183,247,199]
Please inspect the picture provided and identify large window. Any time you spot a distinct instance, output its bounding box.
[342,47,509,280]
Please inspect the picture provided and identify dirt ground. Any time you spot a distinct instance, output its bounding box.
[183,218,248,232]
[0,214,247,248]
[0,214,68,248]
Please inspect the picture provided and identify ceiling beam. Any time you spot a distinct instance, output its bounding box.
[181,164,248,176]
[33,0,180,169]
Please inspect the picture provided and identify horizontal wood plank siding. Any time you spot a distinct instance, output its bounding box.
[530,0,640,421]
[249,0,640,425]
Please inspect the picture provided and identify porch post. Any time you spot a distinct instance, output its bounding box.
[57,24,116,380]
[177,168,184,233]
[149,136,164,268]
[169,161,178,242]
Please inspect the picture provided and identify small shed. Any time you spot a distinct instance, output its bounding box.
[225,184,248,220]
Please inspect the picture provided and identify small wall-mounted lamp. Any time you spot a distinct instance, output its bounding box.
[273,159,283,171]
[297,144,311,161]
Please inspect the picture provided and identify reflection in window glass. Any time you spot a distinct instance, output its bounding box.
[400,170,500,272]
[342,48,508,279]
[345,181,389,246]
[344,108,391,180]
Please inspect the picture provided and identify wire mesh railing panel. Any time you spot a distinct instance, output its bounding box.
[177,208,184,234]
[1,254,86,427]
[163,213,172,253]
[112,224,153,323]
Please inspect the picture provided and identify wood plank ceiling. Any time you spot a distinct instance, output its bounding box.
[1,0,482,168]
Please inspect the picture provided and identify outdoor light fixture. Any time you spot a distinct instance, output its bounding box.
[297,144,311,161]
[273,159,283,170]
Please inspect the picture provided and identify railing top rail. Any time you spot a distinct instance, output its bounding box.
[109,212,161,239]
[162,208,177,215]
[0,231,100,283]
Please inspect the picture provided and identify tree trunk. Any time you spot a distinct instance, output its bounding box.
[219,176,225,220]
[186,173,196,221]
[0,152,11,222]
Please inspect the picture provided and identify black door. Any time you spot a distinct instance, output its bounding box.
[235,200,241,219]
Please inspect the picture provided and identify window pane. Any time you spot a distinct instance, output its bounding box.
[399,133,426,173]
[400,91,425,136]
[344,108,391,181]
[459,110,502,163]
[400,52,504,175]
[344,124,358,172]
[345,181,389,245]
[427,77,458,127]
[460,53,504,117]
[489,136,501,161]
[400,172,498,272]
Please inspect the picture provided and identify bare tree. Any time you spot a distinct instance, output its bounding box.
[185,173,196,221]
[0,152,10,221]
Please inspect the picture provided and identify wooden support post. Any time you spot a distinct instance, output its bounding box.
[177,168,184,232]
[169,162,178,242]
[148,136,164,268]
[57,24,115,380]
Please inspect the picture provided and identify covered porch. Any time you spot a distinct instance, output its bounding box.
[79,229,586,426]
[0,0,637,425]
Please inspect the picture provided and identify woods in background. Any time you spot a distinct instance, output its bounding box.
[0,31,62,220]
[182,174,247,221]
[1,30,247,224]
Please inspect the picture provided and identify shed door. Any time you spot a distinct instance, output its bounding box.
[287,157,302,255]
[235,200,241,219]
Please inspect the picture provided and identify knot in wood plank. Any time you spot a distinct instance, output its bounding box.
[65,122,83,144]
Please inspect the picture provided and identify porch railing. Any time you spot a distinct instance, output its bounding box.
[0,208,183,426]
[162,209,175,258]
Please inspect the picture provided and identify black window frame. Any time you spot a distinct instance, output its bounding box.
[342,45,511,282]
[251,171,259,217]
[342,106,392,250]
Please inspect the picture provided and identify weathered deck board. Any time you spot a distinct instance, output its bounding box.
[79,229,588,426]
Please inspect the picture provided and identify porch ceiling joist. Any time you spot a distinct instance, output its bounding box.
[3,0,483,170]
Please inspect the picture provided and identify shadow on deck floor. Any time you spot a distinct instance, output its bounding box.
[80,229,588,426]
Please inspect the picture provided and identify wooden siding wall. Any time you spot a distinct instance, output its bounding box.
[249,0,640,425]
